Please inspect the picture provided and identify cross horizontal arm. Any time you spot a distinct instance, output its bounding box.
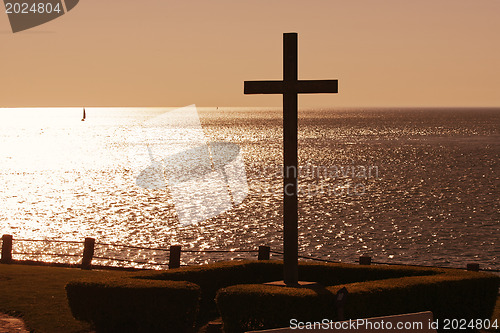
[244,81,284,94]
[297,80,338,94]
[245,80,338,95]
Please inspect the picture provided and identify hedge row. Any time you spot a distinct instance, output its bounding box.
[215,268,499,333]
[132,260,437,323]
[65,277,200,333]
[131,260,281,323]
[65,260,499,333]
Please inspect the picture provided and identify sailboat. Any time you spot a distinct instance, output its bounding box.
[81,108,86,121]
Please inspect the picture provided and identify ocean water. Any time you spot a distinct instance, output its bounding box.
[0,107,498,270]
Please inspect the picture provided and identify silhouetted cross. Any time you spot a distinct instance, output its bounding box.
[244,32,338,286]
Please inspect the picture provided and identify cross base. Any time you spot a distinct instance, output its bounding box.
[264,281,320,288]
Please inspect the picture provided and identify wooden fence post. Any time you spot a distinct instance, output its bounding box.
[1,235,13,264]
[169,245,182,269]
[359,255,371,265]
[81,237,95,270]
[467,263,480,272]
[258,246,270,260]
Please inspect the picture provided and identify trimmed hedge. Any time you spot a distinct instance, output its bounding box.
[131,260,282,323]
[131,260,436,324]
[66,277,200,333]
[341,270,499,322]
[216,283,337,333]
[65,260,499,333]
[216,267,499,333]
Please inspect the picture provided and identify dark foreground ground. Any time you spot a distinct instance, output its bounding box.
[0,264,498,332]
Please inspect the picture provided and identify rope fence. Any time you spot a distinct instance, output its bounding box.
[1,234,499,273]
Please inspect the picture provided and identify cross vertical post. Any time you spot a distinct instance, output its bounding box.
[244,32,338,286]
[283,33,299,285]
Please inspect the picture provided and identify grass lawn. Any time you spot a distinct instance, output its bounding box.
[0,264,130,333]
[0,263,498,332]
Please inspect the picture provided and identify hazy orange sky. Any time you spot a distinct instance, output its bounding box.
[1,0,499,108]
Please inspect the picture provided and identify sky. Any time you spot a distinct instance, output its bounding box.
[0,0,499,108]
